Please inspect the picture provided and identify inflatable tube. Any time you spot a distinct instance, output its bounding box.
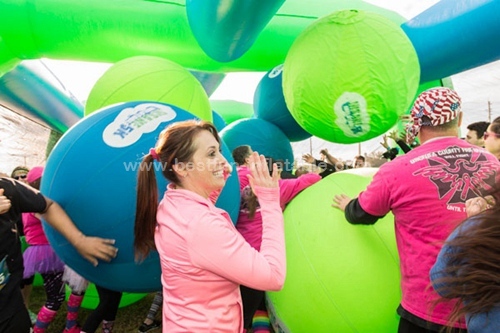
[402,0,500,82]
[0,60,225,133]
[0,61,83,132]
[187,0,285,62]
[0,0,405,73]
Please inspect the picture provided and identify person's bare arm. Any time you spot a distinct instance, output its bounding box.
[42,198,118,266]
[320,149,341,166]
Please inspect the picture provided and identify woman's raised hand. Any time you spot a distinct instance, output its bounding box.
[247,152,279,191]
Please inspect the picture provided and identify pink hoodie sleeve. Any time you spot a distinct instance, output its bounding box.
[279,173,321,210]
[188,186,286,291]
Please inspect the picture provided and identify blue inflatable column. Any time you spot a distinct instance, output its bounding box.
[186,0,285,62]
[402,0,500,83]
[0,61,83,132]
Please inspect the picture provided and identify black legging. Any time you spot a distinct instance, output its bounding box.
[240,285,266,329]
[41,271,65,310]
[81,285,122,333]
[398,317,467,333]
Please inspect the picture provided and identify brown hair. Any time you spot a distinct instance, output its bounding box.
[489,116,500,136]
[134,120,220,262]
[232,145,252,166]
[29,179,41,190]
[432,190,500,332]
[243,157,281,218]
[466,121,490,139]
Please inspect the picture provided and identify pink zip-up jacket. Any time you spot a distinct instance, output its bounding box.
[237,166,321,250]
[155,183,286,333]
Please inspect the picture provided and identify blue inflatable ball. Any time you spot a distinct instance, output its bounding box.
[254,64,312,142]
[41,102,240,293]
[212,110,227,131]
[220,118,294,172]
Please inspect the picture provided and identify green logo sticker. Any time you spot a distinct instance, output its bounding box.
[334,92,370,137]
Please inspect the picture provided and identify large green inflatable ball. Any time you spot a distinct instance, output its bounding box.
[267,168,401,332]
[85,56,212,121]
[210,99,253,125]
[283,9,420,144]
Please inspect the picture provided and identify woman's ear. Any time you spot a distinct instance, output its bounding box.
[172,164,187,178]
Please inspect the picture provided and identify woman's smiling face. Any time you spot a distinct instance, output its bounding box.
[177,130,229,198]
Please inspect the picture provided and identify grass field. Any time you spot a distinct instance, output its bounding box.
[30,286,161,333]
[30,285,266,332]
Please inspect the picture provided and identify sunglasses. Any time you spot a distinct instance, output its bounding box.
[483,132,500,140]
[14,174,27,180]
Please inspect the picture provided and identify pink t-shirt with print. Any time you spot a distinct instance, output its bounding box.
[358,137,500,328]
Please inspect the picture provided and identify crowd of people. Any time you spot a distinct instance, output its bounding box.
[2,86,500,333]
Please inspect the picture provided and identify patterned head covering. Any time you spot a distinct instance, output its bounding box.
[406,87,461,143]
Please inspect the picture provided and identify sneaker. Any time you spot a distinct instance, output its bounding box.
[63,325,81,333]
[138,320,161,333]
[28,310,37,326]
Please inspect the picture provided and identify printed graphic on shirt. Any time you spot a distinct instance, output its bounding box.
[0,255,10,291]
[412,146,497,209]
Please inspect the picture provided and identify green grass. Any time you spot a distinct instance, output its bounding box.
[29,286,161,333]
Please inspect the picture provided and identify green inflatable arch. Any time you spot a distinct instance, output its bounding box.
[0,0,404,76]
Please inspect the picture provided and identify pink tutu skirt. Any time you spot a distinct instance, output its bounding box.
[23,244,65,278]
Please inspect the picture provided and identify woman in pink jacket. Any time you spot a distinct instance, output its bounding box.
[134,120,286,333]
